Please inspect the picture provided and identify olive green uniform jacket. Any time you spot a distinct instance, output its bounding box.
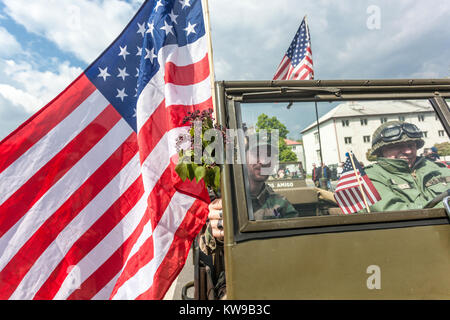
[200,183,298,255]
[251,184,299,220]
[365,157,450,212]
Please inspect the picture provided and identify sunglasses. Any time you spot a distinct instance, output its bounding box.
[372,123,423,146]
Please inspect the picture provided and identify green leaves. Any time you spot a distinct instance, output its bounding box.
[203,165,221,192]
[194,165,206,183]
[175,162,187,181]
[174,108,224,194]
[175,161,220,189]
[214,166,221,190]
[256,113,289,139]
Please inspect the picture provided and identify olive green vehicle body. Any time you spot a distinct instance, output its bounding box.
[214,79,450,299]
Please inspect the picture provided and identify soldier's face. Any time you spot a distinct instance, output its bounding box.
[381,141,417,167]
[246,148,271,182]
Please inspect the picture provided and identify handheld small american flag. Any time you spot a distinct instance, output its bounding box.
[273,16,314,80]
[334,153,381,214]
[0,0,212,300]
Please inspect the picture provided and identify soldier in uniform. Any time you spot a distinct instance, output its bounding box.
[203,132,298,239]
[364,121,450,212]
[197,133,298,299]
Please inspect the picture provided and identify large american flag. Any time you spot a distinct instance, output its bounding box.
[273,16,314,80]
[0,0,211,300]
[334,153,381,214]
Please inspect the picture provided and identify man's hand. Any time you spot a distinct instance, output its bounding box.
[208,198,224,240]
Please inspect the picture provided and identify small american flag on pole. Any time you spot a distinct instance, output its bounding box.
[273,16,314,80]
[0,0,211,300]
[334,153,381,214]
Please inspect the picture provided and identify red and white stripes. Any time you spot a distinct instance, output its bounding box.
[334,173,380,214]
[0,34,211,299]
[110,35,211,300]
[273,47,314,80]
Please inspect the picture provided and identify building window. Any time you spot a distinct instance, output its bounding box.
[398,115,405,122]
[360,118,368,126]
[423,131,428,138]
[344,137,352,144]
[316,150,321,162]
[418,114,424,122]
[363,135,370,143]
[438,130,445,137]
[314,132,319,144]
[380,117,388,124]
[342,119,349,127]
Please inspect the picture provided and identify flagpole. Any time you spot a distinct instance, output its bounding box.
[348,151,371,213]
[201,0,217,118]
[303,15,314,80]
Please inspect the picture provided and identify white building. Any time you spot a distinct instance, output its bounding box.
[284,138,305,166]
[301,100,448,173]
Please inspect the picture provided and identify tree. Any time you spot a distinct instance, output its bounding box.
[255,114,297,162]
[255,114,289,139]
[434,142,450,156]
[279,139,298,162]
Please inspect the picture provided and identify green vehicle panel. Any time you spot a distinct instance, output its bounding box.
[188,79,450,300]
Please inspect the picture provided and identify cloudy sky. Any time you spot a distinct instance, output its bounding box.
[0,0,449,140]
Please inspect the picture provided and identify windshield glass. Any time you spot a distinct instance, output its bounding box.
[238,99,450,220]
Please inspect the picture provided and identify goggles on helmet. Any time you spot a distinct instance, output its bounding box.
[372,123,423,146]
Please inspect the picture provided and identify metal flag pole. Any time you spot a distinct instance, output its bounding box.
[315,100,323,166]
[303,15,314,80]
[348,151,371,213]
[201,0,217,117]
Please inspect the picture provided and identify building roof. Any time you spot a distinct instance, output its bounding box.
[284,138,302,146]
[301,100,432,133]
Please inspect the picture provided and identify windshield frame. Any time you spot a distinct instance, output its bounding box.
[216,79,450,242]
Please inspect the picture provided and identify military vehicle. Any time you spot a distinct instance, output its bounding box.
[183,79,450,299]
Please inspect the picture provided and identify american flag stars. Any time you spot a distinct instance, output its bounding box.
[144,47,157,61]
[184,22,196,35]
[137,22,146,37]
[168,10,178,24]
[97,67,110,81]
[116,88,128,101]
[146,21,155,36]
[154,0,164,12]
[89,0,204,132]
[179,0,191,9]
[118,45,130,60]
[117,67,129,80]
[160,20,174,36]
[0,0,211,300]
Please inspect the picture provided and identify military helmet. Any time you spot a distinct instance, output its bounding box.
[370,120,425,156]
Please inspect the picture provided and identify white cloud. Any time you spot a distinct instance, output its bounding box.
[0,84,40,113]
[0,94,30,141]
[2,0,138,63]
[208,0,450,80]
[0,59,83,113]
[0,27,22,57]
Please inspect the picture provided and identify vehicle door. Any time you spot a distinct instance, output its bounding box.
[216,80,450,299]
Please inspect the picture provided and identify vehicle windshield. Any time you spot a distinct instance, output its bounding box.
[238,99,450,220]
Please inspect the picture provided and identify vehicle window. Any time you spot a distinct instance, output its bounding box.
[239,99,450,220]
